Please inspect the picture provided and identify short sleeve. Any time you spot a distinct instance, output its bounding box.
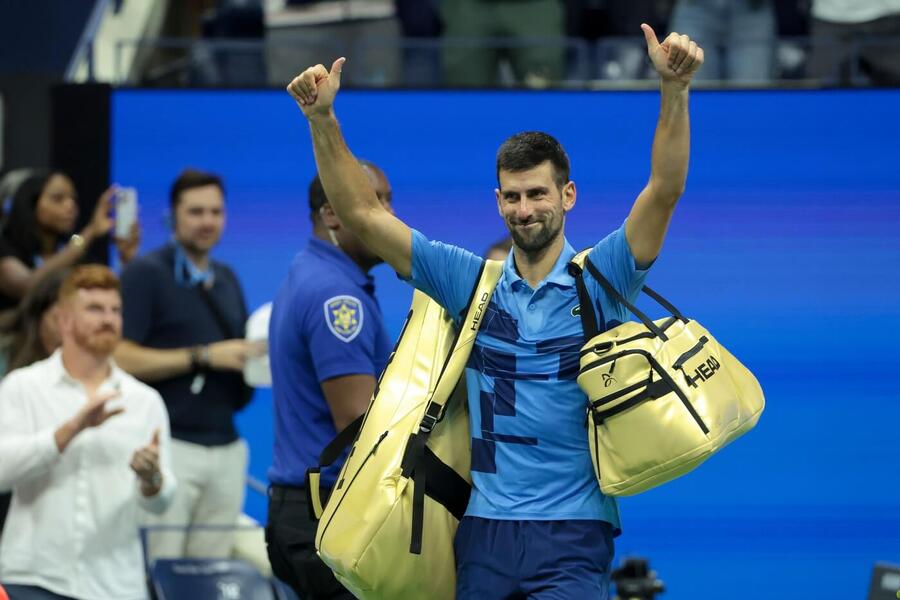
[303,289,380,383]
[120,259,157,344]
[586,222,651,305]
[403,229,484,318]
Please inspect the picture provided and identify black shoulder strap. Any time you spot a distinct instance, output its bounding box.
[196,282,240,340]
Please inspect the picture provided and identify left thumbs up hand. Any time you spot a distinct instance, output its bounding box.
[130,429,162,495]
[641,23,705,86]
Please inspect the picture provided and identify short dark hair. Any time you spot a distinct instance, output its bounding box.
[308,160,380,217]
[496,132,570,189]
[169,169,225,211]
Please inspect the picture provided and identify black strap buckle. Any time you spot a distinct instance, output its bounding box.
[420,413,438,433]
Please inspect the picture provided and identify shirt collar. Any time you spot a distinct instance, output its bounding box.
[48,348,125,388]
[173,242,214,288]
[503,238,577,291]
[307,237,373,289]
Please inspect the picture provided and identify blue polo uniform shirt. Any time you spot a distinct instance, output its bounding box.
[268,238,392,487]
[406,223,650,532]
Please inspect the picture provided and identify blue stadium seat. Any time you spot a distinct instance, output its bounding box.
[271,578,301,600]
[150,558,276,600]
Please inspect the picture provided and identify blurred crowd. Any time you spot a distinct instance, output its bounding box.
[159,0,900,87]
[0,169,267,599]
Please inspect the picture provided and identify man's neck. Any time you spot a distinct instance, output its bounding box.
[61,344,111,393]
[39,229,58,257]
[513,233,565,289]
[314,229,373,275]
[179,243,210,271]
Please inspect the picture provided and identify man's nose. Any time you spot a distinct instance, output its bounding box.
[517,200,534,221]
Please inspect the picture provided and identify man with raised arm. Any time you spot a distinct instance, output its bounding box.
[286,24,703,598]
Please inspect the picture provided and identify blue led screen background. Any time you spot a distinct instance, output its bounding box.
[111,88,900,599]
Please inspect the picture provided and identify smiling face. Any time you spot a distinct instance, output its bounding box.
[173,184,225,256]
[496,160,576,254]
[35,173,79,235]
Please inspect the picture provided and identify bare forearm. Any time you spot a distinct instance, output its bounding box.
[114,341,192,381]
[308,113,384,231]
[0,232,95,300]
[649,81,691,202]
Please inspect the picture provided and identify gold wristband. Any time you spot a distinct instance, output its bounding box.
[69,234,86,249]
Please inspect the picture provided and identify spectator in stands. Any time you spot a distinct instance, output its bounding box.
[0,265,175,600]
[0,269,69,542]
[114,169,261,560]
[396,0,444,86]
[0,268,68,549]
[669,0,776,81]
[266,165,394,600]
[808,0,900,85]
[0,268,68,375]
[442,0,566,86]
[0,170,140,313]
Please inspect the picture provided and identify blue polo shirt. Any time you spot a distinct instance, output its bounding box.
[406,223,649,531]
[268,238,392,487]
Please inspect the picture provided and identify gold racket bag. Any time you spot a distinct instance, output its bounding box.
[568,251,764,497]
[306,260,503,599]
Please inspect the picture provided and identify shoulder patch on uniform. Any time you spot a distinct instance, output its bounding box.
[323,295,364,342]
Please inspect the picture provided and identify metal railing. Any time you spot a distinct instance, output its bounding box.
[69,33,900,88]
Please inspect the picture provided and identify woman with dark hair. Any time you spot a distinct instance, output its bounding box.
[0,267,68,374]
[0,267,68,541]
[0,170,139,312]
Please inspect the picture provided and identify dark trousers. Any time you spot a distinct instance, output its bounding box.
[265,485,354,600]
[2,585,76,600]
[455,517,615,599]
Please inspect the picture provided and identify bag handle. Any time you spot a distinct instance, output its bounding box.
[568,250,688,342]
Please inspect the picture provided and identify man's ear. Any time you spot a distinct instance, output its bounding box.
[562,181,577,213]
[319,204,340,229]
[495,188,503,216]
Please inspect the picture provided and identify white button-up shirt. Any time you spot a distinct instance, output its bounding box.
[0,351,176,600]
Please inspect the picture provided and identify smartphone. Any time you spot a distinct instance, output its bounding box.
[115,187,138,239]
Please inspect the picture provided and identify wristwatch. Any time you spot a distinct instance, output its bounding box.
[190,345,210,371]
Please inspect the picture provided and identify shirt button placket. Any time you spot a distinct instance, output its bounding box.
[74,442,89,594]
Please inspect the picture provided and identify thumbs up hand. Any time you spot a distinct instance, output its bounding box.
[130,428,162,496]
[641,24,704,86]
[287,57,346,119]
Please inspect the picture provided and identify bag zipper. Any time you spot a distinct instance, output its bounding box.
[319,430,390,540]
[580,348,709,434]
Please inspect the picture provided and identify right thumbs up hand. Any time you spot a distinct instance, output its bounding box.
[287,57,346,119]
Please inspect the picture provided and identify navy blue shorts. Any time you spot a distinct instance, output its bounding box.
[454,517,615,599]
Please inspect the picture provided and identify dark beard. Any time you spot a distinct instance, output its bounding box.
[506,218,561,253]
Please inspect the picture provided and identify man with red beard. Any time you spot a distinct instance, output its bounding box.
[0,265,174,600]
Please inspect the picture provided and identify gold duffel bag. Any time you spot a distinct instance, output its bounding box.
[306,260,502,599]
[568,251,764,497]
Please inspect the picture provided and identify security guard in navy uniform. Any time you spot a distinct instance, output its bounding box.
[266,163,394,599]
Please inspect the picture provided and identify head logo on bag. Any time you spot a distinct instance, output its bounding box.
[324,295,364,342]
